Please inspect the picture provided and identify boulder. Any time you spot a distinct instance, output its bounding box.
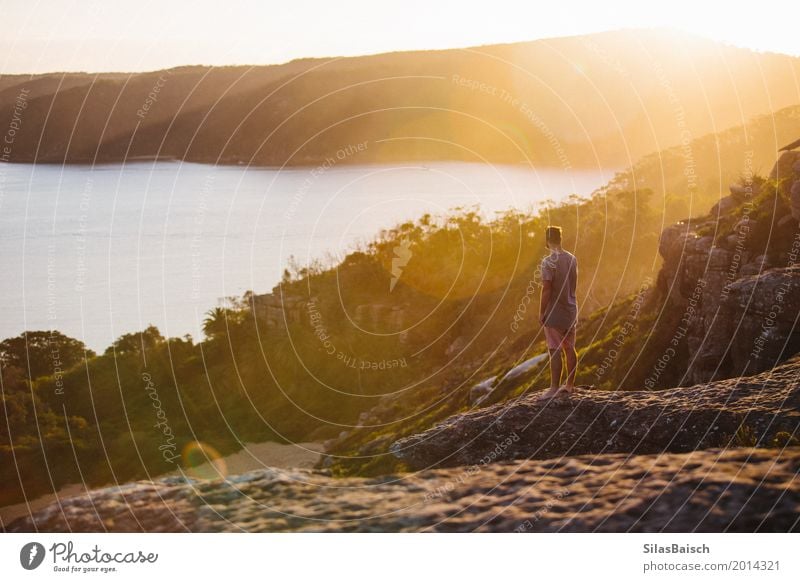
[791,179,800,222]
[769,150,800,185]
[658,220,692,261]
[729,182,760,202]
[470,353,550,406]
[710,195,739,216]
[720,266,800,374]
[468,376,496,403]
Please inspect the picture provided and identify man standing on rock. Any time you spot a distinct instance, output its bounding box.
[538,226,578,399]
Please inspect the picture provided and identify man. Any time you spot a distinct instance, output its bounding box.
[537,226,578,400]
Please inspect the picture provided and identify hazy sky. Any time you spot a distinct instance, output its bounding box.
[1,0,798,74]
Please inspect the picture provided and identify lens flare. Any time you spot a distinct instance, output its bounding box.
[181,441,227,480]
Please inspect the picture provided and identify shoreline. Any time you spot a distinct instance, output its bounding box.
[1,156,606,172]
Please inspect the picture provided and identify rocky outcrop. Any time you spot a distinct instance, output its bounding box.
[251,287,412,334]
[720,266,800,373]
[761,144,798,216]
[768,150,800,221]
[353,303,410,332]
[657,159,800,384]
[250,290,309,328]
[390,357,800,470]
[6,447,798,532]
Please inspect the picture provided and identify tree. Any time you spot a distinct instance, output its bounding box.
[104,325,165,356]
[0,330,94,381]
[202,307,230,340]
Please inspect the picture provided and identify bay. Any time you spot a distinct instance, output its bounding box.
[0,161,611,351]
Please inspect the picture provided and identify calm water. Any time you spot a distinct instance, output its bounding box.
[0,161,611,351]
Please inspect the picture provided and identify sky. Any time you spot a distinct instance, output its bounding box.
[0,0,798,74]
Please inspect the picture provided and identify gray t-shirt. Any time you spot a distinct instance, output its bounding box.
[540,249,578,330]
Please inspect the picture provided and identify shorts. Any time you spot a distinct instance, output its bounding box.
[544,325,576,351]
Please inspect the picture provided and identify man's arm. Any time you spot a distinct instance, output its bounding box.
[540,280,552,326]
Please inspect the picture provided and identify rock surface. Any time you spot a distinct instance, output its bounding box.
[720,266,800,374]
[391,357,800,470]
[657,156,800,384]
[5,447,799,532]
[769,150,800,218]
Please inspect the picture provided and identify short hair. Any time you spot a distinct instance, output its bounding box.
[545,226,562,244]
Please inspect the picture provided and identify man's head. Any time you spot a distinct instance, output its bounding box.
[545,226,562,249]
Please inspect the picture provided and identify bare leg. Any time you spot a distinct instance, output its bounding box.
[550,348,564,388]
[564,346,577,387]
[537,349,563,400]
[559,347,578,396]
